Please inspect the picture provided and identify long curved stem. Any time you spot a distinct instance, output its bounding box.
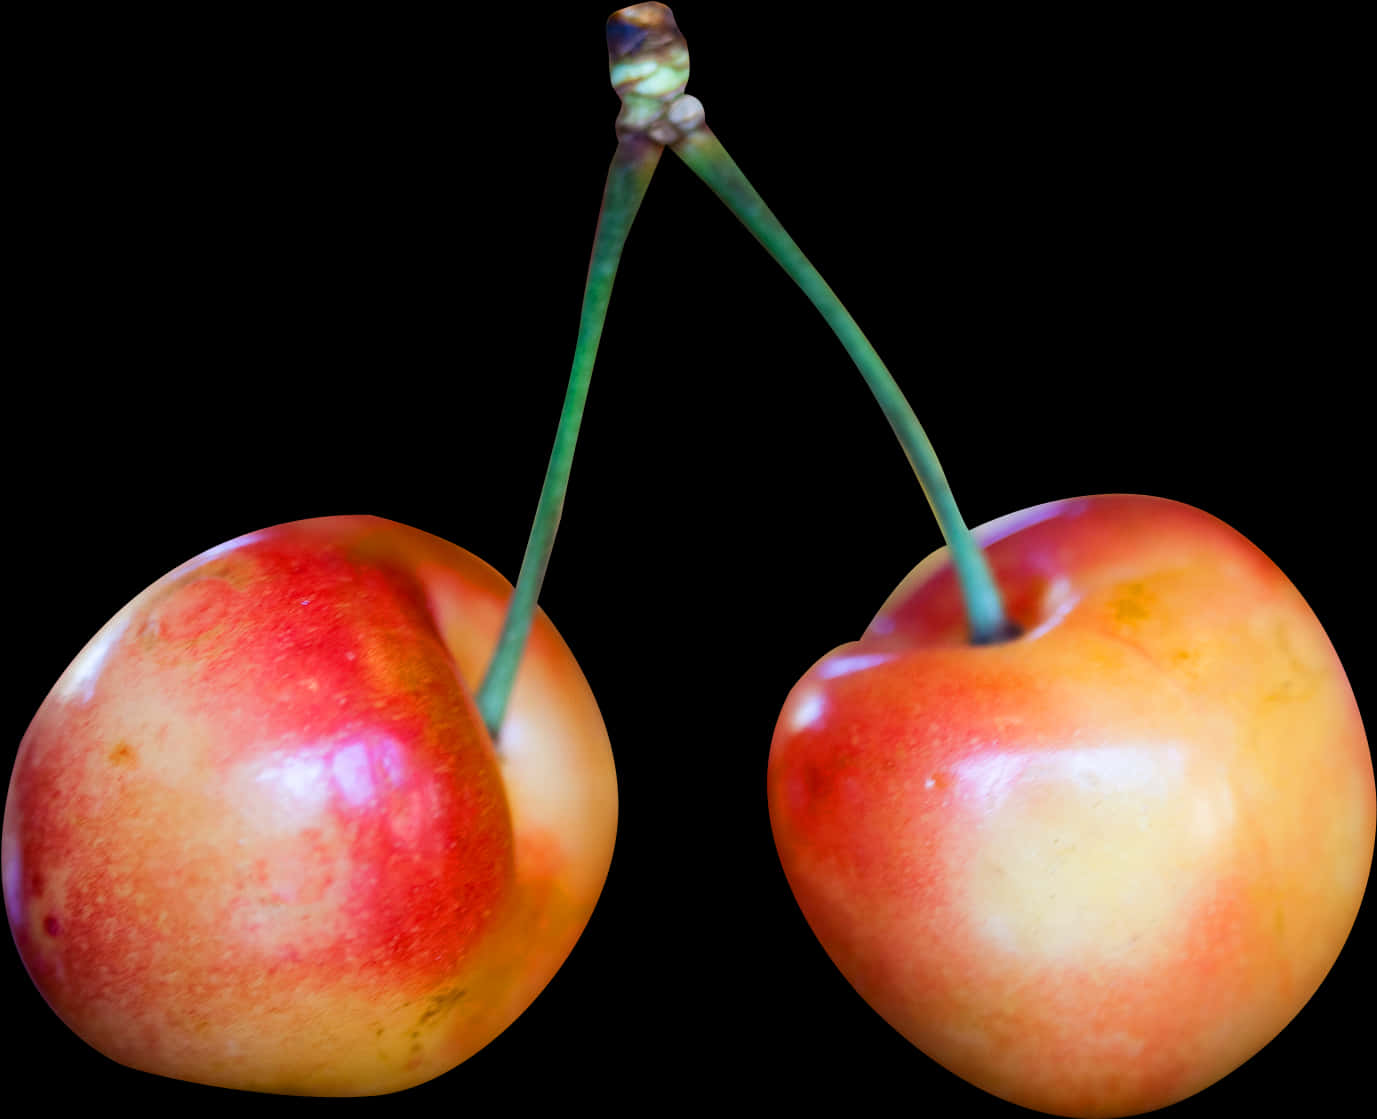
[476,137,663,742]
[671,127,1017,644]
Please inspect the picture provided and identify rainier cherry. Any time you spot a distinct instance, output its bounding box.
[0,6,670,1090]
[769,496,1372,1116]
[4,518,617,1095]
[604,4,1375,1115]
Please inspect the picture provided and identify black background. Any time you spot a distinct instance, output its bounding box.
[5,3,1370,1115]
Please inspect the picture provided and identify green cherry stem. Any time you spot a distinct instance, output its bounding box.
[628,4,1015,644]
[678,125,1015,643]
[479,5,704,742]
[476,5,690,741]
[474,139,662,742]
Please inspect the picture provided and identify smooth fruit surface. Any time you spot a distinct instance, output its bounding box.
[768,494,1373,1117]
[3,515,617,1095]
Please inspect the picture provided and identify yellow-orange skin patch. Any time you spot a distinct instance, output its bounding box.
[3,517,617,1095]
[768,495,1373,1118]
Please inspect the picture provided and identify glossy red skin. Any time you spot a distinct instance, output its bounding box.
[3,516,617,1095]
[768,495,1374,1118]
